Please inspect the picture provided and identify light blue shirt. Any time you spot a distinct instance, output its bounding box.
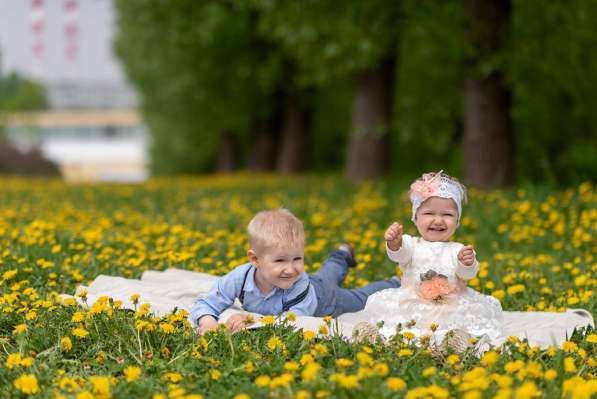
[190,263,318,324]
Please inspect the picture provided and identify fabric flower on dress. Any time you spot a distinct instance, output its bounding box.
[418,276,457,303]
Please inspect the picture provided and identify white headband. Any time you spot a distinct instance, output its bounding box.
[409,171,466,224]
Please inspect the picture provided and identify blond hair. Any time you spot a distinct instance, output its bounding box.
[247,208,305,253]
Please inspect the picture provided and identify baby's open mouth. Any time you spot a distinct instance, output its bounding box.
[428,227,446,231]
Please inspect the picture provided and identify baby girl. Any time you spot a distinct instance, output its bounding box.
[364,171,503,343]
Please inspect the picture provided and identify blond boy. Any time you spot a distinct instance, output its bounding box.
[191,208,400,334]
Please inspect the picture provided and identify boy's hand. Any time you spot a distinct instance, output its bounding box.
[197,315,219,335]
[384,222,403,251]
[225,314,255,332]
[458,245,475,266]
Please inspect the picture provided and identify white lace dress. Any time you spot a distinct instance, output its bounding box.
[365,235,504,342]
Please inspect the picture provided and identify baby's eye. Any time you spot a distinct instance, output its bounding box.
[442,213,454,217]
[274,259,284,263]
[293,257,303,261]
[423,212,432,215]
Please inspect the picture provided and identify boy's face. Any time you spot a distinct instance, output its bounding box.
[415,196,458,242]
[249,244,305,294]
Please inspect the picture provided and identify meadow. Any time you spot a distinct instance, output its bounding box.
[0,175,595,399]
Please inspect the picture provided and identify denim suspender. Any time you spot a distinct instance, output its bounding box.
[238,265,310,312]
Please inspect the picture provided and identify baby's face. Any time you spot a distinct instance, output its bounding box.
[415,197,458,242]
[254,245,305,291]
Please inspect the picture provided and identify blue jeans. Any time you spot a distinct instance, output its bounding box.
[309,249,400,317]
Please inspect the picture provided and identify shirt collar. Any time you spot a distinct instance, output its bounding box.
[244,265,279,299]
[244,264,308,299]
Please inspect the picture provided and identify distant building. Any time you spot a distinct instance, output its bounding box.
[46,81,139,110]
[6,109,149,183]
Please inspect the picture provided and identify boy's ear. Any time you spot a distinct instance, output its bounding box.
[247,249,259,266]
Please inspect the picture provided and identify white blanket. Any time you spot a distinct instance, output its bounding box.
[66,268,594,349]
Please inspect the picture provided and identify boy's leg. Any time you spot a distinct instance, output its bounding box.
[313,249,354,287]
[332,277,400,316]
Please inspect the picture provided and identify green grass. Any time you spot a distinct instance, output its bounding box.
[0,175,595,398]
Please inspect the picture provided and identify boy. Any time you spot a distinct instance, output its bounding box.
[191,208,400,334]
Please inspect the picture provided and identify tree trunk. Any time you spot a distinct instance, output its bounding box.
[463,0,514,187]
[247,127,277,171]
[247,96,282,171]
[217,131,238,172]
[345,55,395,180]
[277,94,310,174]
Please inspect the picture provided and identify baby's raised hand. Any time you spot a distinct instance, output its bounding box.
[458,245,475,266]
[384,222,403,251]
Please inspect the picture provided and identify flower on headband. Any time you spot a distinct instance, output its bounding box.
[409,171,443,201]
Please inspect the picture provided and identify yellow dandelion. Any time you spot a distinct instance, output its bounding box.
[13,324,27,335]
[243,361,254,373]
[76,391,94,399]
[481,351,499,367]
[89,376,111,397]
[386,377,406,392]
[123,366,141,382]
[446,354,460,366]
[544,369,557,380]
[562,341,578,353]
[72,327,89,338]
[130,294,140,305]
[514,381,541,399]
[564,357,577,373]
[159,322,175,334]
[14,374,39,395]
[5,353,24,369]
[398,349,413,357]
[163,372,183,383]
[422,367,436,377]
[254,375,271,388]
[71,312,86,322]
[267,335,283,351]
[335,358,353,368]
[284,361,299,372]
[302,363,320,382]
[60,337,72,352]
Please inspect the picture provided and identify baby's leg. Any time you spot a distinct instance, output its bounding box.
[333,278,400,316]
[313,249,353,287]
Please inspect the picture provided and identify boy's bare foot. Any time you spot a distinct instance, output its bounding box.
[338,243,357,267]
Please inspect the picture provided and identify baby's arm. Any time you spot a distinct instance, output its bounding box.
[454,244,480,280]
[384,222,414,265]
[190,268,244,334]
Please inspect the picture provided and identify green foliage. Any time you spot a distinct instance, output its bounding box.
[392,0,466,177]
[0,74,47,112]
[0,72,47,138]
[114,0,597,184]
[255,0,401,85]
[114,0,284,173]
[509,0,597,183]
